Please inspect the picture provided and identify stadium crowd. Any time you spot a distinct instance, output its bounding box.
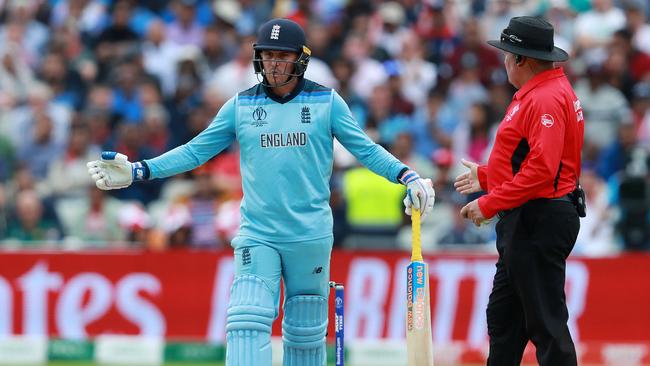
[0,0,648,255]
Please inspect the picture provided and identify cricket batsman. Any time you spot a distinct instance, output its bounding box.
[87,19,435,366]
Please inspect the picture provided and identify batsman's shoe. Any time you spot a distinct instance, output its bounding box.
[87,151,145,190]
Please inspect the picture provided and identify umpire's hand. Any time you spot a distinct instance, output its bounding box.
[454,159,482,194]
[460,199,486,227]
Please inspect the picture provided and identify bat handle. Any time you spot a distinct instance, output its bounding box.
[411,208,422,262]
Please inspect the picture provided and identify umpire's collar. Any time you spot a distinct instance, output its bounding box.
[263,78,306,104]
[514,67,565,100]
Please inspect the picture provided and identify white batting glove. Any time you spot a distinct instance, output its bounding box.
[400,170,435,219]
[87,152,137,190]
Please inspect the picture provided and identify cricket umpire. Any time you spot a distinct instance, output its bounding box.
[454,17,585,366]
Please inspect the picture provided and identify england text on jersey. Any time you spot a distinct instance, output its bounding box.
[260,132,307,148]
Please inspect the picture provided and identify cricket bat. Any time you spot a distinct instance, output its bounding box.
[406,208,434,366]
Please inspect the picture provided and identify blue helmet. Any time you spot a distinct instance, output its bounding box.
[253,19,311,84]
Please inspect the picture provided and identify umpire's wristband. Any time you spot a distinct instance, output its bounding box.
[132,161,150,181]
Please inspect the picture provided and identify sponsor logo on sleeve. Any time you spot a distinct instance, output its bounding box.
[505,104,520,121]
[541,114,555,128]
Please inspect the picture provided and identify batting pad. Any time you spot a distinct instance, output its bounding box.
[282,295,328,366]
[226,275,276,366]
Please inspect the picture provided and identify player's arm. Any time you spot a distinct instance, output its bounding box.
[330,91,435,217]
[477,99,567,218]
[87,97,237,190]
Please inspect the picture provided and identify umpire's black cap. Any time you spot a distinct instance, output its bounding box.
[487,16,568,62]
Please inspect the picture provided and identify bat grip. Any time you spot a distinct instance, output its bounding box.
[411,208,422,261]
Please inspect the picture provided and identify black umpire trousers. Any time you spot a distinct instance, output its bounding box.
[486,198,580,366]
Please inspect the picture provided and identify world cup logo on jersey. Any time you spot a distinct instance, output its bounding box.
[252,107,268,127]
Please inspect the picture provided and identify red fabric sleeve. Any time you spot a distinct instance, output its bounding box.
[478,98,567,218]
[477,165,488,191]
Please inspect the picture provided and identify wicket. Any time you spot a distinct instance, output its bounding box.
[329,281,344,366]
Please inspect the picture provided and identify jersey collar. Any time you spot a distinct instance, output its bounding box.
[263,77,306,104]
[514,67,565,100]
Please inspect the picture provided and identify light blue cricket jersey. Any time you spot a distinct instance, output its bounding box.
[145,79,408,242]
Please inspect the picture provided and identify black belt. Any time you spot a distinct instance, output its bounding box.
[497,194,573,219]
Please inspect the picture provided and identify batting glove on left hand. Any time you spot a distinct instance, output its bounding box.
[87,151,137,190]
[400,170,435,219]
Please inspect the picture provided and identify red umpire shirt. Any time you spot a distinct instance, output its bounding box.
[476,67,584,218]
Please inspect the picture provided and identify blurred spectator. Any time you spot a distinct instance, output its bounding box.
[0,133,16,183]
[50,0,109,38]
[200,24,234,78]
[372,1,410,59]
[16,112,66,179]
[438,193,490,245]
[574,58,630,148]
[38,50,87,110]
[142,19,182,97]
[93,0,139,82]
[414,2,457,64]
[166,0,204,47]
[390,132,435,181]
[481,0,517,42]
[445,17,501,86]
[118,201,153,244]
[574,0,626,50]
[366,84,411,145]
[57,185,126,244]
[0,42,37,107]
[343,32,388,100]
[597,120,637,180]
[38,121,100,198]
[633,82,650,148]
[454,102,495,164]
[411,87,456,158]
[285,0,313,29]
[4,189,63,243]
[574,168,617,256]
[143,104,173,155]
[606,28,650,99]
[0,2,49,67]
[184,169,222,248]
[206,34,257,99]
[8,83,71,152]
[384,62,415,115]
[110,61,148,123]
[396,30,437,108]
[0,183,7,237]
[445,52,488,126]
[615,146,650,250]
[623,0,650,54]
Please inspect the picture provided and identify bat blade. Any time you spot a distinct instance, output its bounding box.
[406,208,434,366]
[406,260,433,366]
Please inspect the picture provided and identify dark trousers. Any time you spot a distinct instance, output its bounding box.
[486,199,580,366]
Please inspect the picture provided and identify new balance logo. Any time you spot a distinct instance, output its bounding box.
[270,24,281,40]
[301,106,311,124]
[312,266,323,274]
